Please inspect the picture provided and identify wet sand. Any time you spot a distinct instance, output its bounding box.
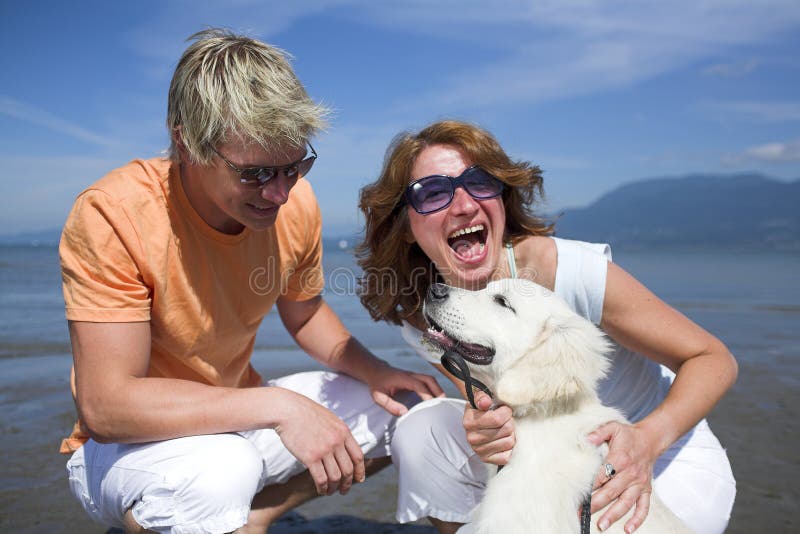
[0,351,797,533]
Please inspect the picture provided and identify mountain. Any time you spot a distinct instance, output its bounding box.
[553,173,800,250]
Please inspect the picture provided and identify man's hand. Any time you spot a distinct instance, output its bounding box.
[366,362,444,416]
[273,389,365,496]
[463,391,516,465]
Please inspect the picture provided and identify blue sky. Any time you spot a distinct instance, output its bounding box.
[1,1,799,237]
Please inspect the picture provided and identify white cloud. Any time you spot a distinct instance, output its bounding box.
[123,0,358,64]
[124,1,800,112]
[743,139,800,162]
[352,0,800,111]
[0,96,121,149]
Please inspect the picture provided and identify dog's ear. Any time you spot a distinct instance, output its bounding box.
[495,312,611,413]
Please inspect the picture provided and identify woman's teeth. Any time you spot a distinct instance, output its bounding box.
[448,224,484,239]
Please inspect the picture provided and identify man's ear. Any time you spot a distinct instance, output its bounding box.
[495,314,610,411]
[172,126,189,161]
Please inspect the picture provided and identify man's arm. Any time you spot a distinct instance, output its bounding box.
[70,321,273,442]
[69,320,366,495]
[276,296,444,415]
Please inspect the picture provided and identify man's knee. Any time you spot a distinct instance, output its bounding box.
[180,435,264,504]
[132,435,264,531]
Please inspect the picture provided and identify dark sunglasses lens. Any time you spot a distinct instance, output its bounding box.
[297,155,315,178]
[409,176,454,213]
[255,168,277,185]
[238,168,274,186]
[463,167,504,198]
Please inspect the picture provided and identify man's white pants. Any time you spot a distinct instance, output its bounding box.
[392,398,736,534]
[66,371,402,534]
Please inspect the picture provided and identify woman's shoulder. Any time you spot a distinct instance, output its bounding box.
[514,235,557,290]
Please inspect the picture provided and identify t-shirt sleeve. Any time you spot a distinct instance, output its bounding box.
[279,179,324,301]
[60,189,151,322]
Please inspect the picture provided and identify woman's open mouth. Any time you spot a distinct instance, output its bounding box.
[447,224,487,262]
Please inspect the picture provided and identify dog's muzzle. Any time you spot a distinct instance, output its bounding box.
[423,283,495,365]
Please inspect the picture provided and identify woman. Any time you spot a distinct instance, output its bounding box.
[356,120,736,534]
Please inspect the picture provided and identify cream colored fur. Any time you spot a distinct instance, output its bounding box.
[423,279,692,534]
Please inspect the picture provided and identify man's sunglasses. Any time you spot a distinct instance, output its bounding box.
[212,143,317,188]
[404,166,505,215]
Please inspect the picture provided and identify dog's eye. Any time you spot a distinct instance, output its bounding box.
[493,294,515,313]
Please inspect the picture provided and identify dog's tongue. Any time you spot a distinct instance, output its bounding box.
[423,325,495,365]
[422,329,455,352]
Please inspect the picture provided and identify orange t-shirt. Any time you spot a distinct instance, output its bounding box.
[59,158,324,452]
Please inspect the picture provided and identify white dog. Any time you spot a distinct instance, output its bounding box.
[422,278,691,534]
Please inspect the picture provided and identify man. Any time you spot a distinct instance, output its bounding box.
[59,28,442,533]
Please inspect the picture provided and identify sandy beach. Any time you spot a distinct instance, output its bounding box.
[0,348,797,533]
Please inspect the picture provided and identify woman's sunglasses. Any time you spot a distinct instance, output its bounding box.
[404,166,505,215]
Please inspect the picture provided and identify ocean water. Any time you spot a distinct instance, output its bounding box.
[2,243,797,368]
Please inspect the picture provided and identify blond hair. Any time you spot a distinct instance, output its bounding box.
[356,120,553,325]
[167,28,329,163]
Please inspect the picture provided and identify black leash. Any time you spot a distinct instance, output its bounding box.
[440,349,492,410]
[580,495,592,534]
[440,349,593,534]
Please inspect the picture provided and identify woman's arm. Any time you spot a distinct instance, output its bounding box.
[589,261,738,531]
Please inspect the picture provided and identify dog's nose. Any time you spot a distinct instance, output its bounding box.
[428,283,450,302]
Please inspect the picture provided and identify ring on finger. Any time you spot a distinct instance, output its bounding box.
[603,462,616,478]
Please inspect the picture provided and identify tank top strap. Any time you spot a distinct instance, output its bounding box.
[505,242,517,279]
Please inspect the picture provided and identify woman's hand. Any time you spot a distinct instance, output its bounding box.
[463,391,516,465]
[587,420,661,533]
